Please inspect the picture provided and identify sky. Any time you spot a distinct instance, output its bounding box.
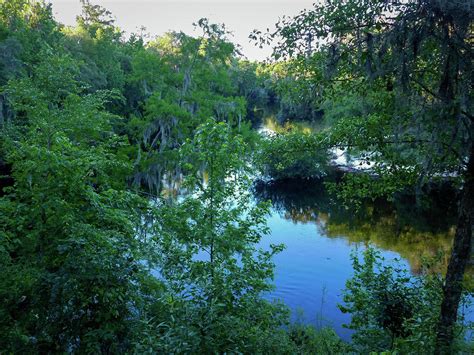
[48,0,315,61]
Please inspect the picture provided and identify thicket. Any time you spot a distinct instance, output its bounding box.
[0,0,471,353]
[0,1,342,352]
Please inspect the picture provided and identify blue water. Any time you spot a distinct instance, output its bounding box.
[260,209,412,341]
[160,172,473,343]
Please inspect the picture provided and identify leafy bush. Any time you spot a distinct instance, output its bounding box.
[257,132,330,180]
[340,247,473,354]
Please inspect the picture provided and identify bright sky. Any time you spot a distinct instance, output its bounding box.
[48,0,314,61]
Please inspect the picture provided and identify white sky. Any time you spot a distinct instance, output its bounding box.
[48,0,315,61]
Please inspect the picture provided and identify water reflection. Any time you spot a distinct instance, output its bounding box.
[254,178,457,275]
[257,114,326,136]
[252,178,474,340]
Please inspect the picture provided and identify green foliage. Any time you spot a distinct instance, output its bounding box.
[258,131,330,180]
[121,21,251,193]
[257,0,474,351]
[340,247,472,353]
[0,76,163,352]
[287,324,351,354]
[263,5,473,350]
[4,0,470,353]
[148,120,287,352]
[230,60,269,116]
[0,3,350,351]
[262,0,472,197]
[326,171,418,209]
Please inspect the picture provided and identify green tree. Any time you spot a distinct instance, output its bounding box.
[0,82,164,352]
[257,131,330,180]
[127,20,247,194]
[263,1,472,351]
[0,1,369,352]
[340,248,451,353]
[152,119,288,352]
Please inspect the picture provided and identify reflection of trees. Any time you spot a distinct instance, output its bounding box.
[261,115,323,134]
[253,179,459,274]
[254,178,330,218]
[325,220,454,274]
[284,208,318,224]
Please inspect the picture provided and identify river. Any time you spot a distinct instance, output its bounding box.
[255,115,473,341]
[158,115,473,342]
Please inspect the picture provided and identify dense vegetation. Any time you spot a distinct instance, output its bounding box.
[0,0,472,353]
[258,1,473,352]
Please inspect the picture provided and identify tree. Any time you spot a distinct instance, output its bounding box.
[0,65,163,352]
[76,0,115,34]
[0,1,355,352]
[262,0,472,351]
[340,247,445,353]
[127,20,246,194]
[257,131,330,180]
[152,119,287,352]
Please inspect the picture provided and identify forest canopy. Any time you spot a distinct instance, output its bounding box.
[0,0,472,353]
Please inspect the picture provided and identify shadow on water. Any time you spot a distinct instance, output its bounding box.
[253,178,458,274]
[252,177,474,340]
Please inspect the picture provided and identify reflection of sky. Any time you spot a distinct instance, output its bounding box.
[151,184,473,343]
[259,208,474,342]
[49,0,314,61]
[151,199,473,342]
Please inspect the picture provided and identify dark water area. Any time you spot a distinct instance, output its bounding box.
[253,178,473,341]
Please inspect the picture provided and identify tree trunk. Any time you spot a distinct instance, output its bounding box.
[435,145,474,353]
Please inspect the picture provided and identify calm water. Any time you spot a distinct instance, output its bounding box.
[159,115,473,342]
[253,179,473,341]
[260,211,376,340]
